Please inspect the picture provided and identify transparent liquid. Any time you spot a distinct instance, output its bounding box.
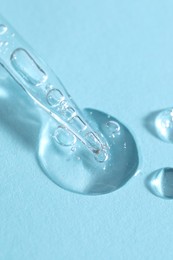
[11,48,48,86]
[38,109,139,195]
[155,108,173,142]
[0,17,139,195]
[0,19,108,161]
[147,168,173,199]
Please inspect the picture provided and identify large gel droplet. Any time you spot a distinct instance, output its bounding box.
[38,109,139,195]
[155,108,173,142]
[146,168,173,199]
[11,48,48,86]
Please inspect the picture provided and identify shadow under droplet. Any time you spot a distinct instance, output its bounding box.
[38,108,139,195]
[0,68,41,151]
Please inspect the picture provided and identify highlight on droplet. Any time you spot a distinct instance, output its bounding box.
[0,24,8,35]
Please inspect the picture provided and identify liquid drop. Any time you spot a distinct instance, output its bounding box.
[155,108,173,142]
[38,109,139,195]
[146,168,173,199]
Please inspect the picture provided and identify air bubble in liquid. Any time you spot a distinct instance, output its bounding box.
[155,108,173,142]
[38,109,139,195]
[71,146,77,152]
[147,168,173,199]
[54,126,76,146]
[46,88,64,107]
[106,120,120,137]
[11,48,48,86]
[58,100,68,111]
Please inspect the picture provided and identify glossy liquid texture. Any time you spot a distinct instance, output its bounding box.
[38,109,139,195]
[0,20,107,160]
[147,168,173,199]
[0,18,139,194]
[11,48,48,86]
[155,108,173,142]
[10,46,108,162]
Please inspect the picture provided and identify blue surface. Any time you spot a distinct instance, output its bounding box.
[0,1,173,259]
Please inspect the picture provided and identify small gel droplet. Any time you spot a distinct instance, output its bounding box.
[71,146,76,152]
[0,24,8,35]
[155,109,173,142]
[147,168,173,199]
[53,126,76,147]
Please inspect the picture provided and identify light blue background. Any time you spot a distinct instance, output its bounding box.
[0,1,173,259]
